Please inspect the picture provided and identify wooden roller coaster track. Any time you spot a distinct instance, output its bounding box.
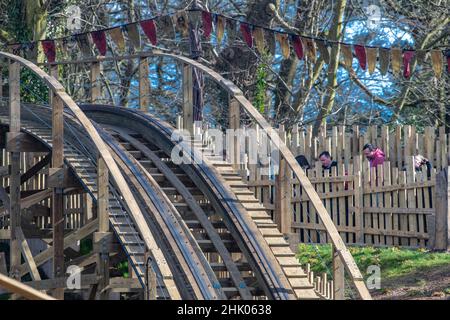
[0,49,371,300]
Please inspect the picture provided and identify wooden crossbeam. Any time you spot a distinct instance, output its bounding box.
[0,189,52,217]
[16,227,41,281]
[18,219,98,277]
[4,153,51,193]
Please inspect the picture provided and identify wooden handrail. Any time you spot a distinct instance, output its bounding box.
[0,51,180,300]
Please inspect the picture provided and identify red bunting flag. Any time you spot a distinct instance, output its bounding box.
[140,20,157,45]
[403,50,415,78]
[240,23,253,48]
[354,45,367,70]
[91,30,107,56]
[202,11,213,38]
[41,40,56,62]
[291,35,304,60]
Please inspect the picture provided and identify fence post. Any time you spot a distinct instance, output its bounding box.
[8,60,21,281]
[90,61,101,103]
[433,168,450,251]
[228,97,240,170]
[332,245,345,300]
[354,156,364,243]
[275,127,291,235]
[139,56,150,112]
[94,155,111,299]
[182,63,193,134]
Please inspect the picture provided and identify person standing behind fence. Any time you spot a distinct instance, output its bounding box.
[363,143,385,168]
[413,154,432,179]
[319,151,337,171]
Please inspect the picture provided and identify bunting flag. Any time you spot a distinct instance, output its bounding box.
[391,48,402,76]
[140,20,157,45]
[415,50,427,65]
[430,49,443,78]
[291,35,304,60]
[341,44,353,71]
[379,48,390,76]
[202,11,212,38]
[227,18,238,43]
[264,29,276,56]
[366,47,378,75]
[240,23,253,48]
[303,38,316,62]
[316,40,330,64]
[174,12,189,37]
[216,15,225,43]
[76,33,92,57]
[403,50,415,79]
[158,15,175,39]
[4,8,448,78]
[252,27,265,53]
[354,45,367,70]
[276,33,290,59]
[91,30,107,56]
[41,40,56,62]
[108,27,126,51]
[125,23,141,49]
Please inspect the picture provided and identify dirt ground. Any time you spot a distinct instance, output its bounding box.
[372,264,450,300]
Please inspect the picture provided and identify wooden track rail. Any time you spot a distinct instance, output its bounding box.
[0,51,180,300]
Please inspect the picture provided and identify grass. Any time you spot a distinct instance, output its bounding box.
[296,243,450,280]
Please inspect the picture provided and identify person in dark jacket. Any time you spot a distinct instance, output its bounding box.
[319,151,337,170]
[295,154,311,170]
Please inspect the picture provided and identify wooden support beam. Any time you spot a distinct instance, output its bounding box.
[228,97,240,170]
[90,62,101,103]
[0,189,52,218]
[16,227,41,281]
[5,132,49,152]
[8,60,21,281]
[18,219,98,277]
[95,155,110,300]
[4,153,51,193]
[0,273,56,300]
[0,252,7,275]
[47,167,81,188]
[138,56,150,112]
[332,245,345,300]
[51,90,65,299]
[434,168,450,251]
[182,63,194,134]
[275,127,291,235]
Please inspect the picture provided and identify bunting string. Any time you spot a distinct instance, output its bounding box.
[1,8,448,79]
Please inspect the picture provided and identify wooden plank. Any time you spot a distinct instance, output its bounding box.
[8,60,21,281]
[96,155,109,299]
[18,219,98,277]
[90,61,101,103]
[182,63,193,134]
[0,273,56,300]
[138,56,150,112]
[16,227,41,281]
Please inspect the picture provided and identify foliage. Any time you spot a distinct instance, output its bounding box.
[20,68,49,104]
[296,243,450,280]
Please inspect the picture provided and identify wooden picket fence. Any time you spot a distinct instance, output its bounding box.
[229,123,450,250]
